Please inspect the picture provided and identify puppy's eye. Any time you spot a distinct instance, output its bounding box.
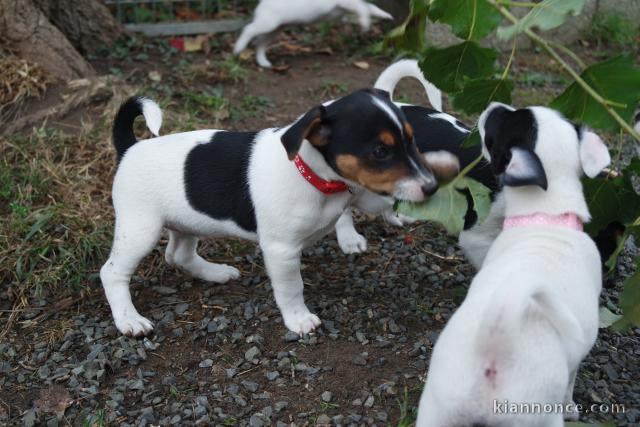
[372,145,391,160]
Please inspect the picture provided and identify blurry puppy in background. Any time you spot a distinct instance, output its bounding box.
[234,0,392,68]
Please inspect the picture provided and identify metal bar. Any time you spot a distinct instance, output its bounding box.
[124,19,246,36]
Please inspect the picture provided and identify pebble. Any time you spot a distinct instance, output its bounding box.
[321,391,332,402]
[245,346,261,361]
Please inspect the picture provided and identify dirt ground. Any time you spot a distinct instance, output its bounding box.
[1,25,639,427]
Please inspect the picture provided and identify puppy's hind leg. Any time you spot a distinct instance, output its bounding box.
[100,215,162,336]
[165,230,240,283]
[255,33,275,68]
[563,369,580,421]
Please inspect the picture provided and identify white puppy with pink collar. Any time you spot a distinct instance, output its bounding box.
[417,103,610,426]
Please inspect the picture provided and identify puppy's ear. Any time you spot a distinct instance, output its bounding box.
[281,106,330,160]
[503,147,548,190]
[579,130,610,178]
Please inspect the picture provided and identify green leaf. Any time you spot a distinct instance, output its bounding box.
[583,159,640,235]
[566,422,616,427]
[461,129,481,148]
[385,0,429,53]
[613,266,640,331]
[598,306,622,328]
[429,0,502,40]
[452,78,513,114]
[497,0,585,40]
[419,42,498,92]
[396,177,491,235]
[550,55,640,131]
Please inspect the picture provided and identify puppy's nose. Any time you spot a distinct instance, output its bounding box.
[421,181,438,197]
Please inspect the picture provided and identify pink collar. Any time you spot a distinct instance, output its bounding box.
[294,154,349,195]
[503,212,583,232]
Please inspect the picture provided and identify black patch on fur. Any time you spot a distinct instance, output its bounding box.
[483,106,538,176]
[184,131,258,232]
[112,96,145,162]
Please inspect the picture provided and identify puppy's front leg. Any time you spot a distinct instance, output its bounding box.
[336,209,367,254]
[563,369,580,421]
[262,241,321,335]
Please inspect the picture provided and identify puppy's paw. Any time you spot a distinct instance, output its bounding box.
[200,263,240,283]
[338,231,367,254]
[563,401,580,421]
[115,313,154,337]
[283,310,322,336]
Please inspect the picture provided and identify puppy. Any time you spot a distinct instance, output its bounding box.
[335,60,497,254]
[416,103,610,427]
[101,89,457,337]
[233,0,392,68]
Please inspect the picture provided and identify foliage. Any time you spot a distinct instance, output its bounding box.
[387,0,640,329]
[589,11,637,49]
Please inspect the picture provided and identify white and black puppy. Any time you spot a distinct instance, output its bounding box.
[233,0,392,68]
[416,103,610,427]
[101,89,456,337]
[335,60,497,254]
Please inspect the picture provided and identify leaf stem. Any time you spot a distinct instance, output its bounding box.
[495,0,541,7]
[546,39,587,70]
[452,153,484,186]
[490,1,640,142]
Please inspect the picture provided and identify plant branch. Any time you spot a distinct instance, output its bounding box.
[452,153,483,186]
[490,1,640,142]
[546,39,587,70]
[495,0,540,7]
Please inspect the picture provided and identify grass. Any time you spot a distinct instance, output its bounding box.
[396,386,419,427]
[83,408,106,427]
[0,121,119,337]
[588,12,637,50]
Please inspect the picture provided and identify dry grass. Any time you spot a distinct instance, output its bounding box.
[0,51,49,124]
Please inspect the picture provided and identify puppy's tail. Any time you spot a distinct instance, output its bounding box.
[374,59,442,111]
[476,282,584,359]
[112,96,162,161]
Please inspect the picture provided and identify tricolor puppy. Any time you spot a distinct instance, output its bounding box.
[233,0,392,68]
[101,89,454,337]
[335,60,497,254]
[416,103,610,427]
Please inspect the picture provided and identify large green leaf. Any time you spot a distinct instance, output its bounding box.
[384,0,429,53]
[396,177,491,235]
[497,0,585,40]
[614,265,640,331]
[551,55,640,131]
[583,158,640,234]
[419,41,498,92]
[452,78,513,114]
[429,0,502,41]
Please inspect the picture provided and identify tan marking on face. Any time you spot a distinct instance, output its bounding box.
[379,130,397,147]
[336,154,412,194]
[404,122,414,140]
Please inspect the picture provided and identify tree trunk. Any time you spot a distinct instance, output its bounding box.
[0,0,121,81]
[33,0,122,55]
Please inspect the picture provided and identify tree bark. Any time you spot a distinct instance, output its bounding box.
[33,0,122,55]
[0,0,94,81]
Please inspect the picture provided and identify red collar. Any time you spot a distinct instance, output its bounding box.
[294,154,349,195]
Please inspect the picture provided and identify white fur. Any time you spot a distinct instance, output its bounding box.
[417,105,607,426]
[374,59,442,111]
[140,97,162,136]
[234,0,392,68]
[101,96,432,337]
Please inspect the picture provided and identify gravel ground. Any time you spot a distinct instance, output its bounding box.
[0,213,638,426]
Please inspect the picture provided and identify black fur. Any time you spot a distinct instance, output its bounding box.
[484,106,538,175]
[184,131,258,232]
[113,96,146,162]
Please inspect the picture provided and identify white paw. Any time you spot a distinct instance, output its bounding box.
[282,309,322,335]
[338,231,368,254]
[564,401,580,421]
[200,264,240,283]
[114,312,154,337]
[257,57,272,68]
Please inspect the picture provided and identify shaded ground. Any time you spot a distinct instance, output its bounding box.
[0,25,639,426]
